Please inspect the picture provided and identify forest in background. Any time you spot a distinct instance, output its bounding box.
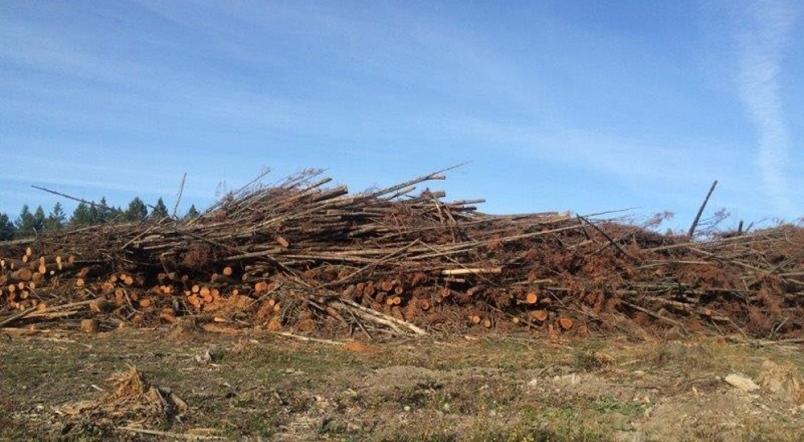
[0,197,200,240]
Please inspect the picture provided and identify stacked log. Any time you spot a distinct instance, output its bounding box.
[0,169,801,339]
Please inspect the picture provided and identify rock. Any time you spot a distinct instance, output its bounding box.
[757,360,803,405]
[724,374,759,392]
[195,349,212,364]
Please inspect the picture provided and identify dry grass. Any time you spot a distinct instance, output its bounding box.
[0,329,801,441]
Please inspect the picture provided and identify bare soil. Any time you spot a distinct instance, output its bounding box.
[1,328,802,441]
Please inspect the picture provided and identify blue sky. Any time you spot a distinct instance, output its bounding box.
[1,0,801,228]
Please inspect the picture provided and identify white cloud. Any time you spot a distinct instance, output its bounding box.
[735,0,798,216]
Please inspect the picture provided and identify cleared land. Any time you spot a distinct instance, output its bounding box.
[1,328,802,441]
[2,171,802,440]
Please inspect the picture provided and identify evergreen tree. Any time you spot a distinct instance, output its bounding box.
[45,202,66,231]
[0,212,15,240]
[185,204,200,219]
[125,197,148,222]
[70,203,93,227]
[33,205,46,232]
[91,197,112,224]
[14,205,37,236]
[88,203,101,225]
[107,205,124,223]
[151,198,169,219]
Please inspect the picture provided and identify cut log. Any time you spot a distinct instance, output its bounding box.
[441,267,502,276]
[80,319,99,333]
[160,308,177,323]
[10,268,33,282]
[89,299,113,313]
[530,310,548,322]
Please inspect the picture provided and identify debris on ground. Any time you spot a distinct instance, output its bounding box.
[0,169,801,339]
[757,360,804,404]
[57,366,188,429]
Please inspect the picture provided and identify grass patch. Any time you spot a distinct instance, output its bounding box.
[1,330,801,441]
[592,395,646,416]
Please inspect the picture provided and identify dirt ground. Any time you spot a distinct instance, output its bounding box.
[1,327,802,441]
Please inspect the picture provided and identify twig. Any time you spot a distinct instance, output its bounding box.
[331,299,427,336]
[577,215,638,261]
[272,331,343,346]
[620,300,688,335]
[115,427,223,440]
[0,307,38,328]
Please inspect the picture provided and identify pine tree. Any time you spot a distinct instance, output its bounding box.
[45,202,66,231]
[0,212,15,240]
[185,204,200,219]
[92,197,112,224]
[70,203,93,227]
[14,205,37,236]
[108,205,124,223]
[88,203,101,225]
[125,197,148,222]
[151,198,169,219]
[33,205,46,232]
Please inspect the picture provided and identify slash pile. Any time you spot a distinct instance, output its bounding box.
[1,169,802,339]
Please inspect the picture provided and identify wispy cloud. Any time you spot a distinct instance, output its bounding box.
[735,0,798,216]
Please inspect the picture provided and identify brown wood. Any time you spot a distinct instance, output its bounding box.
[80,318,99,333]
[10,268,33,282]
[530,310,548,322]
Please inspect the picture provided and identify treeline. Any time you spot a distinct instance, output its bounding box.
[0,197,200,240]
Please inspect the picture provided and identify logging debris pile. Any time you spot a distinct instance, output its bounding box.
[57,366,188,428]
[0,169,802,339]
